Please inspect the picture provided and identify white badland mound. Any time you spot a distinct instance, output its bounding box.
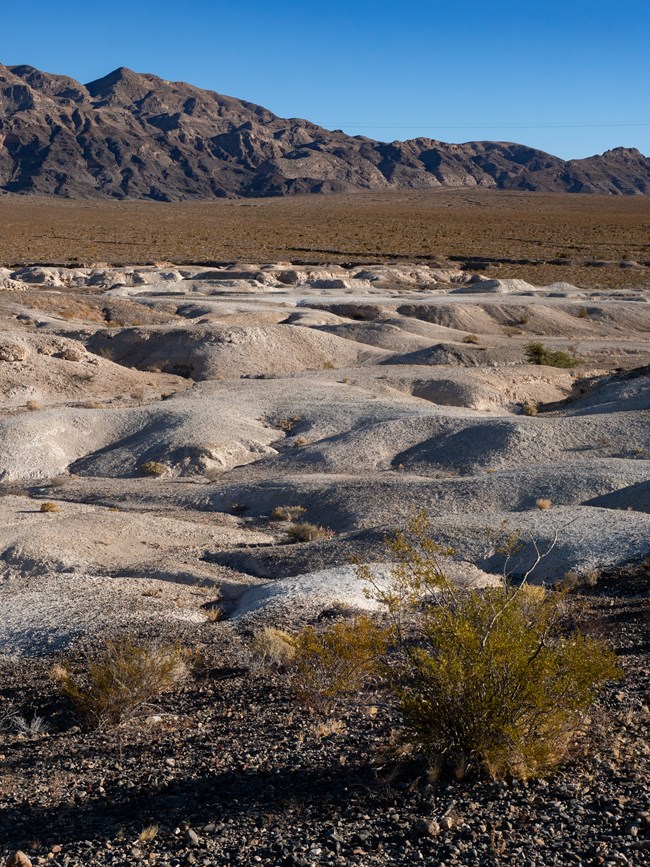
[0,262,648,652]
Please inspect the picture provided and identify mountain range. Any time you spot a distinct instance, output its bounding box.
[1,63,648,200]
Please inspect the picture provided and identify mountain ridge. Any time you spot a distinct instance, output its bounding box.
[0,63,648,200]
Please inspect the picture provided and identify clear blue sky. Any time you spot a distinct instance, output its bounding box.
[2,0,648,159]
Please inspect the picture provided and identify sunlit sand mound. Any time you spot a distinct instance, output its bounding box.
[0,495,270,580]
[0,328,184,407]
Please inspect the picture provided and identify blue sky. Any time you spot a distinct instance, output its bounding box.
[1,0,648,159]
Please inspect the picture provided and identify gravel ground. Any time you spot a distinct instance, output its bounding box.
[1,570,648,867]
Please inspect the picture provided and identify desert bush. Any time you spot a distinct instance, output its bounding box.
[52,639,189,727]
[250,627,297,669]
[562,568,599,591]
[287,522,333,543]
[525,342,580,368]
[274,415,302,432]
[535,498,552,510]
[393,583,620,779]
[26,399,41,411]
[462,334,479,344]
[40,502,60,513]
[139,460,166,477]
[291,616,392,711]
[271,505,306,522]
[521,400,538,416]
[203,603,223,623]
[296,514,622,779]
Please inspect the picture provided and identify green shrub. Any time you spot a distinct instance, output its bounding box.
[295,514,622,779]
[291,616,392,711]
[52,639,189,727]
[525,342,580,368]
[394,583,620,778]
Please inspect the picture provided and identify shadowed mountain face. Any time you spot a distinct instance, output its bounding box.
[0,63,648,200]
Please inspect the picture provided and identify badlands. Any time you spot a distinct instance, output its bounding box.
[0,257,649,864]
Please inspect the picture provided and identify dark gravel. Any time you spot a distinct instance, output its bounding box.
[1,572,648,867]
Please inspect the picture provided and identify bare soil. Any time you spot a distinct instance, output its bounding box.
[1,191,650,291]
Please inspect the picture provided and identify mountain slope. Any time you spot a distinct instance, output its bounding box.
[0,63,648,200]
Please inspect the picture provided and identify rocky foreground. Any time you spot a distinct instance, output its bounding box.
[0,260,648,864]
[0,569,648,866]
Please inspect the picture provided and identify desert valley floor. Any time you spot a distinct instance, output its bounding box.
[0,240,648,864]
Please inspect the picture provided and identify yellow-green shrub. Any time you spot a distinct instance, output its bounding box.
[294,513,622,778]
[53,639,189,727]
[291,615,392,711]
[395,584,621,778]
[139,460,166,477]
[525,342,580,368]
[287,522,333,543]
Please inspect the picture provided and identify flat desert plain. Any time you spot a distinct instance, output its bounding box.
[0,192,648,865]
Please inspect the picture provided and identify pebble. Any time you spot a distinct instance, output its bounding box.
[5,854,32,867]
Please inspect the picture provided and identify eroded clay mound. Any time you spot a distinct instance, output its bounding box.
[87,323,386,378]
[0,329,184,406]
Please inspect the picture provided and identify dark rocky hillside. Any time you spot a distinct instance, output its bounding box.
[1,63,648,200]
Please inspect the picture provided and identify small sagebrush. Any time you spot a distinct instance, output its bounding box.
[287,522,333,543]
[52,639,189,727]
[525,342,580,369]
[139,460,166,477]
[40,502,60,513]
[271,505,306,522]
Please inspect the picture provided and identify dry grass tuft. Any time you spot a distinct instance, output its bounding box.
[139,825,159,843]
[535,498,552,510]
[40,502,61,513]
[287,522,334,543]
[203,601,224,623]
[271,505,306,522]
[250,627,297,669]
[521,400,539,416]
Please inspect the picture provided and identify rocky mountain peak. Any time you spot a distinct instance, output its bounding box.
[0,62,648,199]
